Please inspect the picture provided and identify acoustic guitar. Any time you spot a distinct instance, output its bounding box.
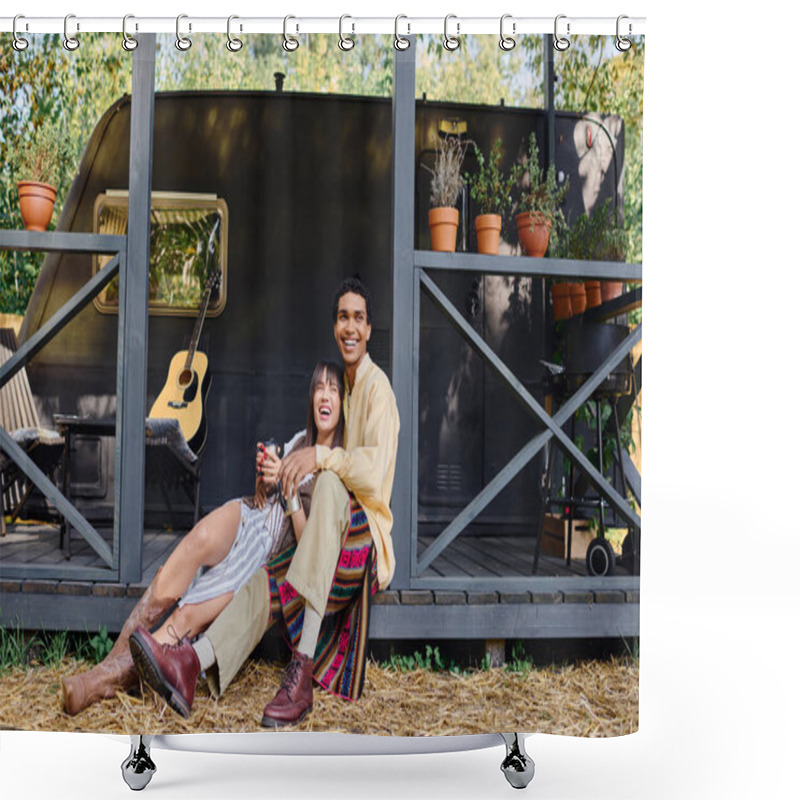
[149,270,221,453]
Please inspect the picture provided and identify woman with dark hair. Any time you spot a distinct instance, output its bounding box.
[62,361,345,716]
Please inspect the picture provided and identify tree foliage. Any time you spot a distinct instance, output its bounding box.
[544,35,645,263]
[0,34,131,313]
[1,33,643,314]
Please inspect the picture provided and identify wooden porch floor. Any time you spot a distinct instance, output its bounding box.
[0,522,630,581]
[1,522,638,640]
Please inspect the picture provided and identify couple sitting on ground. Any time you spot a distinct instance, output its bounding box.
[62,277,400,727]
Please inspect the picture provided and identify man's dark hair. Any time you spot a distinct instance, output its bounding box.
[331,276,373,324]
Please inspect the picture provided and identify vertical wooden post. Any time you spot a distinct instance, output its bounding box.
[117,34,155,584]
[390,37,416,590]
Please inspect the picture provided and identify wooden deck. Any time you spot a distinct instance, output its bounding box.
[0,522,639,641]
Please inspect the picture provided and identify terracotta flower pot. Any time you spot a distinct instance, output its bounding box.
[429,207,459,252]
[601,281,623,302]
[515,211,550,257]
[550,283,572,321]
[585,280,602,308]
[568,282,587,316]
[17,181,57,232]
[475,213,502,255]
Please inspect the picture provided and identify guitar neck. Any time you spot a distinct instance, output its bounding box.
[183,285,213,371]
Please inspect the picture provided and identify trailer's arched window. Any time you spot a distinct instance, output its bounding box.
[92,191,228,317]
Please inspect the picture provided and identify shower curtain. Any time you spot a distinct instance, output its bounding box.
[0,24,643,741]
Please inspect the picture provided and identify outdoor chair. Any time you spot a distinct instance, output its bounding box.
[144,417,203,527]
[0,328,65,537]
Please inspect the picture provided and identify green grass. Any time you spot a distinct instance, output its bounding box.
[0,622,29,673]
[382,642,543,675]
[0,623,115,672]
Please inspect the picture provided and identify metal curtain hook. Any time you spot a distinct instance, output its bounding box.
[227,15,243,52]
[615,15,632,51]
[122,14,138,51]
[12,14,29,51]
[553,14,570,51]
[283,15,299,52]
[339,14,355,51]
[63,13,80,51]
[176,14,192,51]
[443,14,460,52]
[394,15,410,51]
[499,14,516,51]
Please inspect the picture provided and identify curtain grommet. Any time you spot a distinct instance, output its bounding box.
[615,15,633,51]
[175,14,192,51]
[227,15,243,52]
[339,14,355,51]
[394,15,411,51]
[443,14,460,52]
[63,13,80,51]
[283,15,300,52]
[499,14,516,51]
[12,14,29,51]
[553,14,570,51]
[122,14,138,51]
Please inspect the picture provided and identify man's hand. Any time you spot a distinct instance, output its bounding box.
[278,446,317,500]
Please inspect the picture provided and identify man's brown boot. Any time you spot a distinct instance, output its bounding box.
[260,651,314,728]
[62,568,176,716]
[130,627,200,719]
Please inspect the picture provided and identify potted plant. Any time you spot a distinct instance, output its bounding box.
[513,132,569,257]
[565,198,627,304]
[593,199,627,302]
[8,119,73,232]
[423,134,471,252]
[466,138,516,255]
[550,282,573,320]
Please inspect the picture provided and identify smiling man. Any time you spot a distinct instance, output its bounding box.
[261,276,400,725]
[131,277,400,728]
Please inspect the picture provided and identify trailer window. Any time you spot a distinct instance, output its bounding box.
[92,192,228,316]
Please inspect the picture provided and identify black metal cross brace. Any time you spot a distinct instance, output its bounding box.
[417,268,641,574]
[0,233,125,570]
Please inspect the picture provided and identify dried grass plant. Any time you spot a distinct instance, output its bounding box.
[424,135,473,208]
[0,656,638,738]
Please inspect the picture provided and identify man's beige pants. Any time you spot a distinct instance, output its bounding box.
[203,470,351,697]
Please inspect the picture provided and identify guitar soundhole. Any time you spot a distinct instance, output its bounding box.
[178,369,194,389]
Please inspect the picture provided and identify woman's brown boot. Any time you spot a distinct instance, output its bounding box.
[62,568,177,715]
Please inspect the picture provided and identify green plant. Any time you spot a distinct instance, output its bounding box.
[514,132,569,253]
[0,623,30,673]
[506,640,533,675]
[423,134,472,208]
[562,198,627,262]
[39,630,70,667]
[7,117,76,185]
[88,625,114,664]
[466,138,516,218]
[620,636,639,664]
[515,133,569,218]
[384,645,447,673]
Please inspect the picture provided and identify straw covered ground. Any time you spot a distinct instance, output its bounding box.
[0,656,637,737]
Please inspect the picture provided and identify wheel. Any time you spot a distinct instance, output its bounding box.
[586,537,616,576]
